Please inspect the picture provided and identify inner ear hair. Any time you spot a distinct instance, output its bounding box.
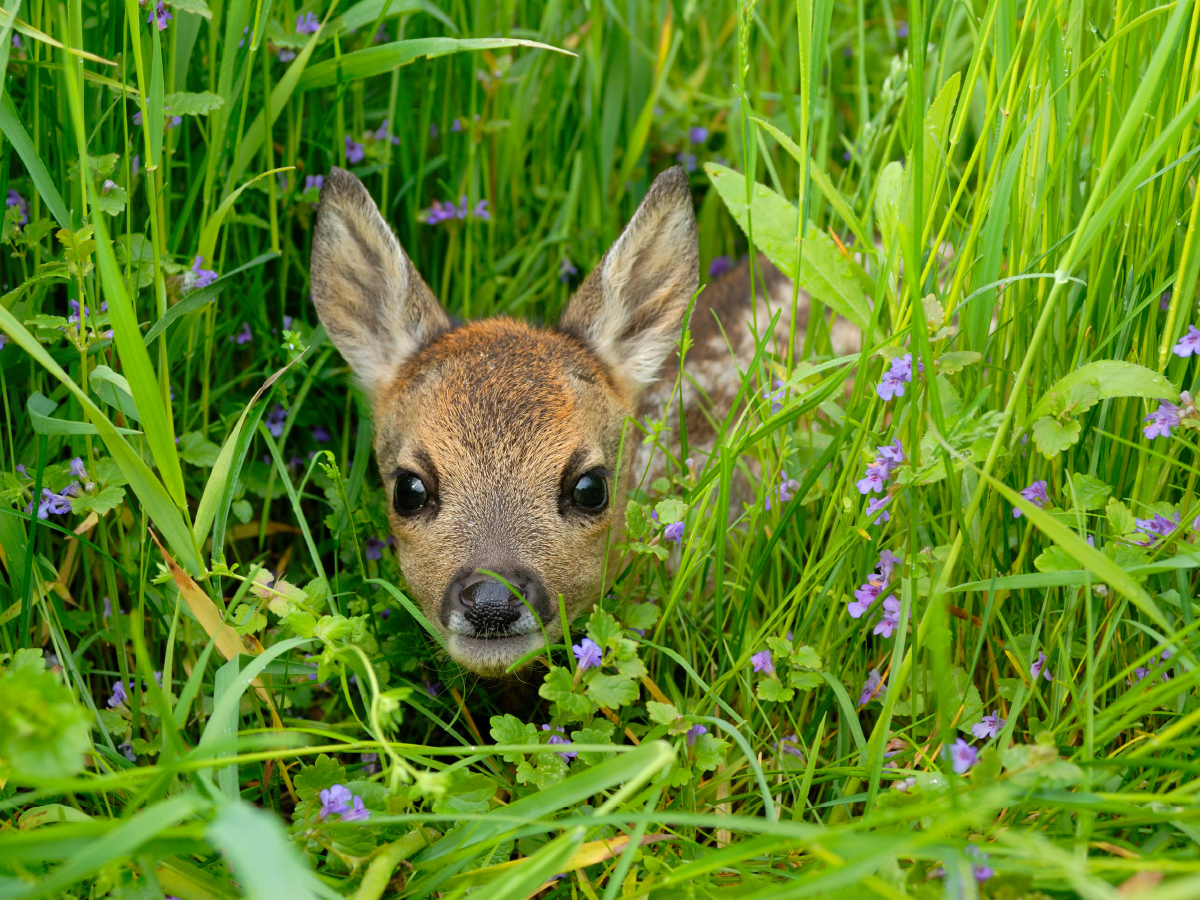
[310,167,449,399]
[560,166,699,396]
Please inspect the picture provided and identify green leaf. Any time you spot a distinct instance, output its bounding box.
[692,732,729,772]
[586,673,638,709]
[164,89,223,115]
[177,431,222,467]
[621,601,659,631]
[489,714,537,763]
[1107,497,1136,536]
[539,666,592,719]
[791,645,822,669]
[232,603,267,635]
[704,162,871,332]
[94,182,127,216]
[570,721,616,766]
[0,94,71,229]
[294,753,347,801]
[336,0,451,32]
[756,679,794,702]
[586,608,623,651]
[1034,545,1078,573]
[937,350,982,374]
[1068,472,1112,511]
[1031,415,1081,457]
[1029,361,1178,424]
[765,636,793,657]
[654,497,687,524]
[874,161,904,260]
[167,0,212,19]
[0,665,91,779]
[208,801,324,900]
[787,670,823,691]
[624,498,653,540]
[646,700,680,725]
[70,484,126,516]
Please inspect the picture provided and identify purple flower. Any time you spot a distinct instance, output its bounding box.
[559,258,578,282]
[70,457,88,481]
[428,122,439,138]
[374,23,390,43]
[1161,290,1172,311]
[11,34,19,50]
[858,668,883,705]
[360,753,379,775]
[945,737,977,774]
[132,109,143,126]
[6,188,27,225]
[848,580,883,618]
[318,784,352,818]
[1134,512,1180,545]
[971,710,1005,740]
[763,379,785,415]
[542,724,577,763]
[29,487,74,518]
[873,596,903,637]
[148,1,172,30]
[689,126,709,143]
[103,595,114,618]
[878,440,905,467]
[312,426,331,443]
[472,199,491,221]
[234,322,253,345]
[364,536,386,561]
[708,255,731,277]
[967,845,994,882]
[1128,667,1151,686]
[686,724,707,746]
[675,152,697,172]
[282,315,294,332]
[305,174,324,192]
[265,403,287,438]
[573,638,603,671]
[450,117,463,133]
[1012,480,1049,518]
[1144,401,1181,439]
[1030,650,1052,682]
[132,155,140,177]
[875,353,919,401]
[119,741,137,762]
[191,255,218,289]
[345,135,366,164]
[775,733,803,759]
[0,333,7,351]
[295,11,320,33]
[168,114,182,128]
[424,680,442,697]
[866,495,892,523]
[664,520,685,544]
[764,470,801,510]
[750,650,774,674]
[1174,325,1200,357]
[108,680,128,708]
[856,461,889,495]
[277,48,297,62]
[895,20,909,38]
[372,118,401,145]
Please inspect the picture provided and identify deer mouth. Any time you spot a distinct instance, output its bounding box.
[446,631,548,676]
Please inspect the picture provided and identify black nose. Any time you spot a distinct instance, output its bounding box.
[443,567,547,635]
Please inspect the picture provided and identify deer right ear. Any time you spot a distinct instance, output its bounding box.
[310,167,450,398]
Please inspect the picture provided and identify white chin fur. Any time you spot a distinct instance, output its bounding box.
[447,632,546,676]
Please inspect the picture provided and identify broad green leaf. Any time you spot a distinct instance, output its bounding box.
[208,801,323,900]
[1034,545,1078,573]
[89,366,140,423]
[164,89,223,115]
[654,497,687,524]
[791,646,822,669]
[705,162,871,331]
[169,0,212,16]
[585,673,638,708]
[337,0,454,32]
[0,664,91,780]
[1028,361,1177,424]
[538,665,591,718]
[177,431,221,467]
[938,350,982,374]
[692,732,729,772]
[874,161,903,260]
[1030,416,1081,457]
[94,182,127,216]
[646,700,680,724]
[70,484,126,516]
[756,679,794,702]
[27,391,140,436]
[1068,472,1112,511]
[1107,497,1136,536]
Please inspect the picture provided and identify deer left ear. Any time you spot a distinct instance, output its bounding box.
[560,166,699,396]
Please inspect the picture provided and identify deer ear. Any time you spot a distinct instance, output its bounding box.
[310,167,450,398]
[560,166,699,395]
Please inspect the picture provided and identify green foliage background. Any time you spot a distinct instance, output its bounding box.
[1,0,1200,897]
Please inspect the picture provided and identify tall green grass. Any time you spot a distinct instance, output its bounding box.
[2,0,1200,897]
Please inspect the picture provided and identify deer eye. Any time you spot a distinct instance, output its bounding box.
[393,472,429,515]
[571,471,608,511]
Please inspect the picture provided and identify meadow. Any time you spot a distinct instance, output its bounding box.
[1,0,1200,897]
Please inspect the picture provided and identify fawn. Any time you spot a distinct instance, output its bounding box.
[310,165,859,676]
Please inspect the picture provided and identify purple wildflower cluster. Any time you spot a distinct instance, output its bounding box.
[419,195,491,225]
[750,649,773,673]
[1012,480,1049,518]
[318,784,370,822]
[364,535,393,560]
[265,403,288,437]
[148,1,172,30]
[858,668,884,705]
[542,724,577,763]
[372,119,401,146]
[1133,512,1180,546]
[664,520,685,544]
[764,470,801,511]
[876,353,922,401]
[945,737,977,774]
[971,710,1006,740]
[573,637,603,671]
[1144,392,1194,440]
[190,256,218,290]
[1174,324,1200,357]
[295,11,320,33]
[775,733,803,760]
[345,135,365,163]
[107,671,162,707]
[24,455,95,519]
[849,549,906,638]
[855,439,904,523]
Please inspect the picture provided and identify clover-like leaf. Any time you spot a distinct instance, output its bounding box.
[1067,472,1112,511]
[1031,415,1082,458]
[937,350,982,374]
[586,673,638,709]
[756,679,794,703]
[654,498,688,524]
[294,754,346,801]
[489,714,536,763]
[693,732,730,772]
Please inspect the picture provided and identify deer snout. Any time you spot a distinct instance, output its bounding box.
[442,567,550,637]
